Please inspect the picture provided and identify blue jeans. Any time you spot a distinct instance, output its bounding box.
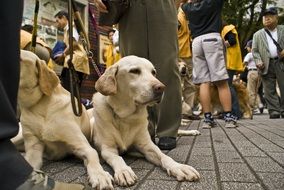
[227,70,241,119]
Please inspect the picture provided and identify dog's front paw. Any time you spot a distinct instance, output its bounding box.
[89,170,114,190]
[114,166,138,186]
[167,163,200,182]
[191,130,201,136]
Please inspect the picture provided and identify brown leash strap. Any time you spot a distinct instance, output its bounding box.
[31,0,39,53]
[67,0,82,116]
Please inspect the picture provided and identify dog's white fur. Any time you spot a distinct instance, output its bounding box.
[92,56,200,186]
[16,50,113,189]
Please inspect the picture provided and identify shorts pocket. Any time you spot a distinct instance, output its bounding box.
[202,37,223,53]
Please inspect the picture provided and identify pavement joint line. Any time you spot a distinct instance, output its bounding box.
[219,124,270,190]
[49,162,78,175]
[132,165,157,190]
[210,126,223,190]
[175,120,200,190]
[237,125,284,168]
[244,122,284,140]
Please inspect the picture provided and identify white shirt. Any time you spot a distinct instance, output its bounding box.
[64,24,80,42]
[265,28,278,58]
[244,52,257,70]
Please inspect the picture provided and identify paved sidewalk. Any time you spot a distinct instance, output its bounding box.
[42,114,284,190]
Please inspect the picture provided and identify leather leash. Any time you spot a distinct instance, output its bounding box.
[67,0,83,116]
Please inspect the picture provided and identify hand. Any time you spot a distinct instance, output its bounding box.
[94,0,108,13]
[256,62,265,70]
[224,41,230,48]
[54,54,65,65]
[279,49,284,58]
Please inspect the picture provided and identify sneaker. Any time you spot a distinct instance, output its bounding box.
[224,114,238,128]
[17,169,92,190]
[202,117,216,129]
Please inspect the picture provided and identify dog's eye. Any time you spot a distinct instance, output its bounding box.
[151,70,156,76]
[129,68,141,75]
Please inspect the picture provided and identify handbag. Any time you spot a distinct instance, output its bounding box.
[99,0,130,26]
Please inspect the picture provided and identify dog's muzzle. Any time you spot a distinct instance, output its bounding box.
[180,67,187,76]
[153,83,165,103]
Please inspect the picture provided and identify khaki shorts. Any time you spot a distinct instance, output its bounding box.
[192,33,228,84]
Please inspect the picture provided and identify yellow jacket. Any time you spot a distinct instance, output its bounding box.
[177,8,191,58]
[221,25,244,71]
[103,44,121,68]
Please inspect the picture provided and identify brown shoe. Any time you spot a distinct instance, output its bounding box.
[17,170,92,190]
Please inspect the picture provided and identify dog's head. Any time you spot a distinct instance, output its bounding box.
[177,60,187,77]
[95,55,165,106]
[18,50,59,107]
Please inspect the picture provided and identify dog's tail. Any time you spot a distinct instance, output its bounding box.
[11,122,25,151]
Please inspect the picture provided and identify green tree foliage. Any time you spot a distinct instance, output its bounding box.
[222,0,283,52]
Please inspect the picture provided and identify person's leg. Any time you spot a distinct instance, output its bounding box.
[120,0,181,149]
[227,70,241,118]
[182,58,197,116]
[0,1,34,189]
[192,34,216,128]
[201,33,236,127]
[215,80,232,112]
[199,82,211,113]
[261,61,280,118]
[247,71,259,109]
[274,60,284,117]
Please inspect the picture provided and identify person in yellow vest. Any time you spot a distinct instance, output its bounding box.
[102,29,121,68]
[54,10,90,92]
[221,23,244,119]
[177,7,198,120]
[20,25,54,69]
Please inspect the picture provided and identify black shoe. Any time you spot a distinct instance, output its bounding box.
[269,113,280,119]
[157,137,176,150]
[259,107,264,114]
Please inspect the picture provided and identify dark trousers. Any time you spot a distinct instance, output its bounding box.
[0,1,33,189]
[262,59,284,115]
[227,70,242,118]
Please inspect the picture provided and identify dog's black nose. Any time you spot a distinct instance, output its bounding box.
[181,67,186,75]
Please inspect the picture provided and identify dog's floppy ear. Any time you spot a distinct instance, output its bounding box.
[36,59,60,96]
[95,64,118,96]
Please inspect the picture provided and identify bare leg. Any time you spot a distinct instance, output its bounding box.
[215,80,232,112]
[199,82,211,113]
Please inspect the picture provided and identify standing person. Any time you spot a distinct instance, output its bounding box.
[243,40,264,113]
[182,0,238,128]
[252,7,284,119]
[95,0,182,150]
[177,6,198,120]
[0,1,91,189]
[102,29,121,68]
[221,23,244,119]
[54,10,90,92]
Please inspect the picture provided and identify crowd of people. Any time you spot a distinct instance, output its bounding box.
[0,0,283,189]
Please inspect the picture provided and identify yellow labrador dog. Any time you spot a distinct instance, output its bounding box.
[92,56,200,187]
[17,50,113,189]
